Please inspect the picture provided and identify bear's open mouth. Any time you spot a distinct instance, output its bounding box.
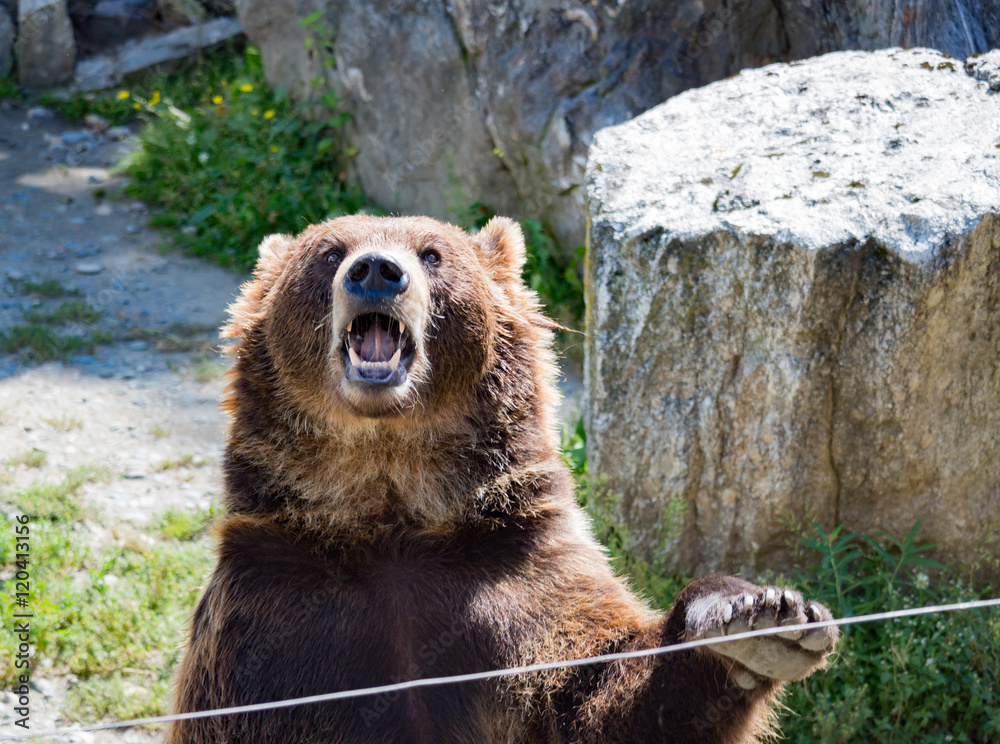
[341,312,415,386]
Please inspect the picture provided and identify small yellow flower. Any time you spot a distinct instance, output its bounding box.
[240,84,253,92]
[270,145,278,153]
[251,108,259,116]
[149,90,161,105]
[116,90,130,100]
[212,95,223,105]
[133,102,141,109]
[263,109,275,119]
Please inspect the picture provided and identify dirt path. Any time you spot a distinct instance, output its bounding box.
[0,99,242,516]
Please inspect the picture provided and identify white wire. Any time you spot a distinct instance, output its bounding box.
[3,597,999,741]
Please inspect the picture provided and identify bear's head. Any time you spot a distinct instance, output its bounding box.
[225,215,556,422]
[222,216,566,532]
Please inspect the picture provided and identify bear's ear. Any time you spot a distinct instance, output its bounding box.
[477,216,527,283]
[222,233,295,340]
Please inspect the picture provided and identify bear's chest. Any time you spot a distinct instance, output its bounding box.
[199,526,534,743]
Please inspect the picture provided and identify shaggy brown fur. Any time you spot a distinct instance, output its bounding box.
[166,215,837,744]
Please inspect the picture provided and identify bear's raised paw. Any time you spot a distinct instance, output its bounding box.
[684,579,838,688]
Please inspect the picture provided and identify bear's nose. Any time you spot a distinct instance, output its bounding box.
[343,253,410,300]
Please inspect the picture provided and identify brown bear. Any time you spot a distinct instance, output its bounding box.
[166,215,838,744]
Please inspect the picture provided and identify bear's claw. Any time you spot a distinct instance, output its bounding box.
[685,584,838,683]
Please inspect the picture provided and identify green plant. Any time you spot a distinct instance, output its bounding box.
[7,467,106,521]
[5,448,47,468]
[23,301,102,325]
[153,454,197,472]
[519,218,585,327]
[778,522,1000,743]
[561,416,587,478]
[0,473,214,721]
[564,419,999,742]
[39,87,141,126]
[11,278,83,299]
[151,506,214,541]
[1,296,108,361]
[126,322,217,352]
[0,324,112,362]
[564,420,688,608]
[0,77,21,101]
[44,415,84,431]
[119,44,367,271]
[189,354,228,382]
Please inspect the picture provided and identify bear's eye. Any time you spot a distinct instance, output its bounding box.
[420,248,441,265]
[325,249,344,267]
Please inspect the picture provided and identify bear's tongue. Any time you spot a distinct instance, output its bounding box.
[358,322,398,363]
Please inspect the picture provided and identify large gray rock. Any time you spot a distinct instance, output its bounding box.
[0,5,14,77]
[585,48,1000,579]
[17,0,76,88]
[237,0,1000,252]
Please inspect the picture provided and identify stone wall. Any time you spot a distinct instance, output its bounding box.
[7,0,241,89]
[584,48,1000,579]
[236,0,1000,251]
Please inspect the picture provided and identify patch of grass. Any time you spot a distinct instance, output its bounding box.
[190,355,227,382]
[5,448,47,468]
[65,671,169,724]
[6,466,106,522]
[117,43,368,271]
[567,420,687,608]
[23,301,102,325]
[1,297,108,362]
[44,414,84,431]
[578,476,689,609]
[153,453,197,472]
[148,423,170,439]
[39,89,138,127]
[0,324,112,362]
[127,322,218,352]
[151,506,214,541]
[12,278,84,299]
[44,541,212,677]
[0,474,214,721]
[0,77,21,101]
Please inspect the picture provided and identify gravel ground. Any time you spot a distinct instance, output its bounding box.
[0,100,241,523]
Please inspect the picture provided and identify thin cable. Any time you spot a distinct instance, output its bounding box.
[3,597,999,741]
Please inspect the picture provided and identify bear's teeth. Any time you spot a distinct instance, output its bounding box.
[398,321,405,335]
[348,348,362,367]
[347,319,353,333]
[388,348,402,371]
